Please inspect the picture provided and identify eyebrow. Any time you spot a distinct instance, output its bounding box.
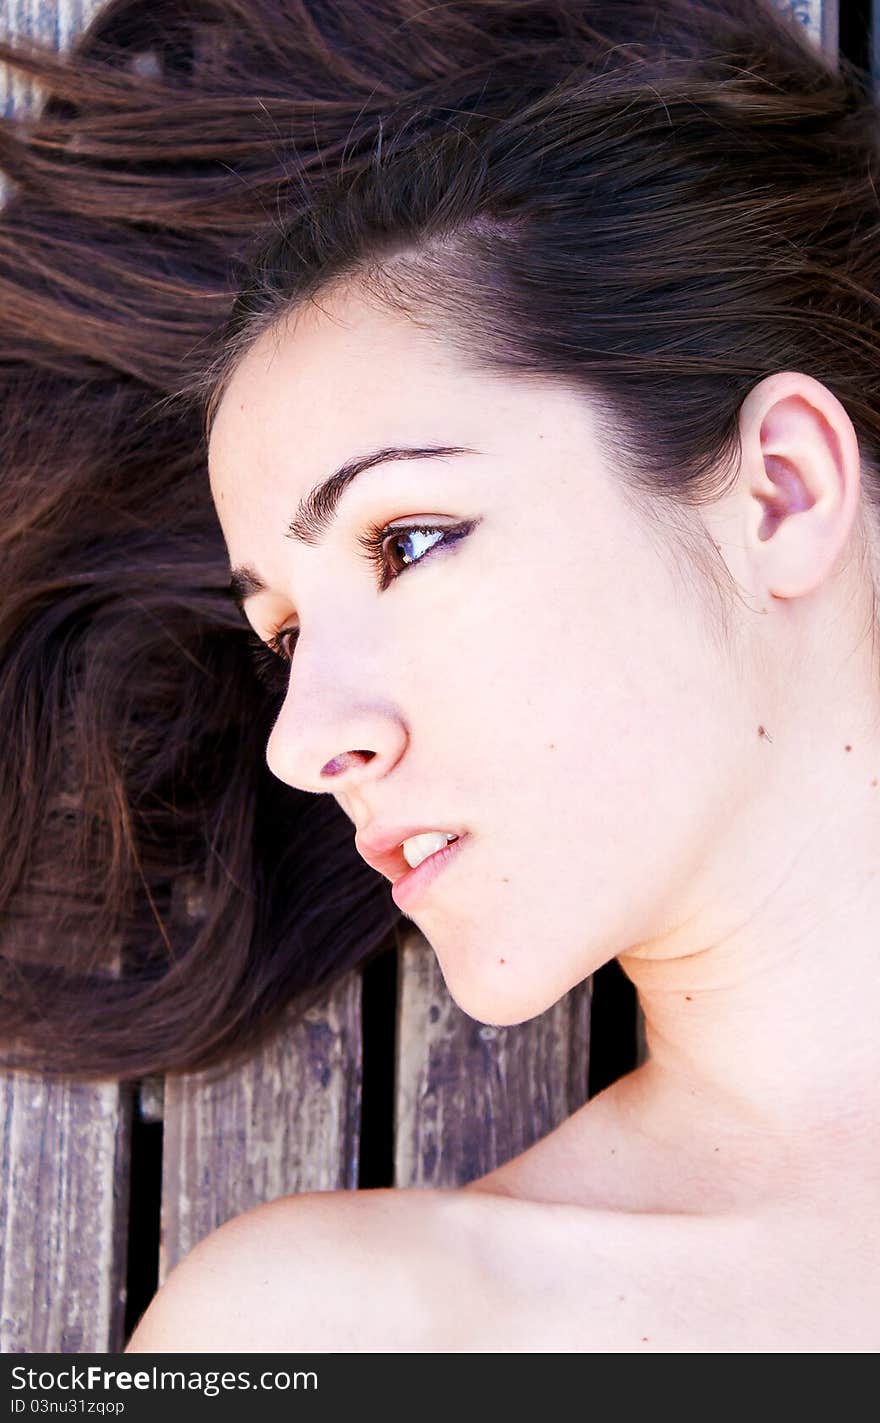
[228,443,478,610]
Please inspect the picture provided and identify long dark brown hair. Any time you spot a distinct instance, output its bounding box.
[2,0,879,1082]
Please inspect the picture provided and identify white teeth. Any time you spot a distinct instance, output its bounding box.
[401,831,459,870]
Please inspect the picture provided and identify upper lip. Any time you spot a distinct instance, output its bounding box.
[355,824,463,883]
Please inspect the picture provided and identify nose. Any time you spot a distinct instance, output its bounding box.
[265,679,408,797]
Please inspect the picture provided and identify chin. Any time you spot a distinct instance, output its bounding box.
[420,913,596,1024]
[438,963,571,1029]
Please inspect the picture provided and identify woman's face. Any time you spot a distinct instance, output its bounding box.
[208,285,758,1026]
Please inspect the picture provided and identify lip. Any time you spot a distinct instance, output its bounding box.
[390,832,468,911]
[355,824,464,883]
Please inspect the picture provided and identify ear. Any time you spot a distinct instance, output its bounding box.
[733,371,863,602]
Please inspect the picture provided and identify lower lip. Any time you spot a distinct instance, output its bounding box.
[391,834,468,911]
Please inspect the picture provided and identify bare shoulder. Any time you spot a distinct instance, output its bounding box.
[125,1176,879,1352]
[123,1181,760,1353]
[125,1185,479,1353]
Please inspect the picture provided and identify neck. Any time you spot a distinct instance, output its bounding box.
[613,732,880,1200]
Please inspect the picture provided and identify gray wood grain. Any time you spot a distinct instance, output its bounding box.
[778,1,839,59]
[0,1,109,118]
[0,1072,131,1352]
[158,878,363,1284]
[159,979,362,1283]
[394,923,591,1187]
[0,795,133,1353]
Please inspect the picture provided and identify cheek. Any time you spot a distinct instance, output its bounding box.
[459,541,740,905]
[409,511,756,1022]
[428,638,739,1030]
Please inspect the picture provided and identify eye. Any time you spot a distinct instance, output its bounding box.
[357,518,476,589]
[245,517,477,696]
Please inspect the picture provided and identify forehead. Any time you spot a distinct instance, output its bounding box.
[207,288,490,495]
[206,284,615,581]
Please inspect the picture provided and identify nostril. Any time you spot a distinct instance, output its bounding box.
[320,756,346,776]
[320,750,374,776]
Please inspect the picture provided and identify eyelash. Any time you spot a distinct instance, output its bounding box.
[245,518,476,695]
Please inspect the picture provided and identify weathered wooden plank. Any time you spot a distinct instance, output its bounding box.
[138,1074,164,1125]
[0,796,133,1353]
[0,1,108,118]
[0,1072,132,1352]
[778,0,839,58]
[159,981,362,1283]
[394,922,591,1187]
[159,878,363,1283]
